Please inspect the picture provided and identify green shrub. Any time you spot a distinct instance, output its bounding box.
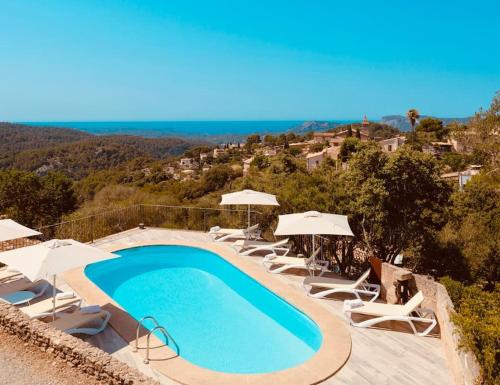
[250,154,270,170]
[441,278,500,385]
[440,276,465,306]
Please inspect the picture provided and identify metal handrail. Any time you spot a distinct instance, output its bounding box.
[134,315,179,364]
[36,205,142,231]
[144,325,179,364]
[37,204,262,231]
[141,203,262,214]
[33,203,264,243]
[134,315,163,351]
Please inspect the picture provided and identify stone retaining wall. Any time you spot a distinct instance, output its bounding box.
[380,263,481,385]
[0,302,159,385]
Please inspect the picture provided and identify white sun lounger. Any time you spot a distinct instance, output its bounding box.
[233,238,290,256]
[209,224,260,242]
[20,293,82,319]
[0,268,22,283]
[343,291,437,337]
[0,277,34,294]
[303,269,380,301]
[49,308,111,336]
[0,281,50,306]
[262,248,328,276]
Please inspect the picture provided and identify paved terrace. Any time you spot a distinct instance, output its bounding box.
[56,228,452,385]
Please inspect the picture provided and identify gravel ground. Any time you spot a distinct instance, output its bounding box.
[0,330,101,385]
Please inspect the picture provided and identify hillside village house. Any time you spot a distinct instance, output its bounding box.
[312,129,371,145]
[261,147,278,157]
[441,165,481,190]
[243,157,254,174]
[422,141,453,157]
[199,153,210,161]
[306,147,340,171]
[163,166,175,175]
[179,157,197,169]
[180,169,196,180]
[289,141,310,152]
[313,117,372,147]
[378,136,406,153]
[213,148,226,158]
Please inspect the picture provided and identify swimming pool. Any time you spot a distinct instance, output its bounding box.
[84,245,322,374]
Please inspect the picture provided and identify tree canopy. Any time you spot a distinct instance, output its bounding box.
[339,145,450,263]
[0,170,77,227]
[416,117,448,141]
[452,91,500,171]
[442,174,499,286]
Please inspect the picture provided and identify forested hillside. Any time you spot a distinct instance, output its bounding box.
[0,123,91,164]
[0,123,200,178]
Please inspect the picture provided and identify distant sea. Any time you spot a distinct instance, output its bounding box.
[22,120,355,143]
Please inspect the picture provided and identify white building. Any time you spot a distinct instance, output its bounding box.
[163,166,175,175]
[243,157,254,174]
[306,151,325,171]
[179,158,197,169]
[441,165,481,191]
[306,146,341,172]
[262,147,277,157]
[141,167,151,176]
[213,148,226,158]
[378,136,406,153]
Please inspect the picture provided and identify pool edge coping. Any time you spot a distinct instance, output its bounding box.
[63,238,352,385]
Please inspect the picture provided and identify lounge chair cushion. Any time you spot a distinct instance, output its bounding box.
[50,310,108,332]
[347,301,412,317]
[0,277,33,295]
[0,290,35,305]
[267,256,309,265]
[304,276,358,289]
[80,305,101,314]
[56,291,75,300]
[21,296,81,319]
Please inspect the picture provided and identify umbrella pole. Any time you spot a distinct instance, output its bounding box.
[247,204,251,228]
[52,274,56,321]
[312,234,316,277]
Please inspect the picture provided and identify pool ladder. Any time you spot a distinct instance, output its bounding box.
[134,315,179,364]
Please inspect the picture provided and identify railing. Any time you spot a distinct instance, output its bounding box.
[134,315,179,364]
[36,204,265,244]
[32,204,361,270]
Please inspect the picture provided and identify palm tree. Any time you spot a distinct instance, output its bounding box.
[406,109,420,146]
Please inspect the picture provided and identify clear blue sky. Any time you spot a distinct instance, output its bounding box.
[1,0,498,121]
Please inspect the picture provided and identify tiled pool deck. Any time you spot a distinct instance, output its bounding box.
[59,228,452,385]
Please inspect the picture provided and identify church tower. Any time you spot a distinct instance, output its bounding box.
[362,114,373,139]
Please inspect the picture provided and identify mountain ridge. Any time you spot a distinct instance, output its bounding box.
[380,115,470,131]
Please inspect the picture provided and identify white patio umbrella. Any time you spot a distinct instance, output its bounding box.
[274,211,354,274]
[0,239,118,319]
[220,189,279,227]
[0,219,41,242]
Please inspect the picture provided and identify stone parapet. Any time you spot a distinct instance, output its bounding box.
[380,262,481,385]
[0,302,159,385]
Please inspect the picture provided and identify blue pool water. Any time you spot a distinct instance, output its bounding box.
[84,245,322,374]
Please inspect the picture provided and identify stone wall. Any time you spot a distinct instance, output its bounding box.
[380,263,481,385]
[0,302,159,385]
